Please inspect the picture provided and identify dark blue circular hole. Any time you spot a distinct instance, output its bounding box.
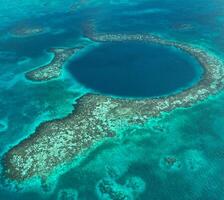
[68,41,203,98]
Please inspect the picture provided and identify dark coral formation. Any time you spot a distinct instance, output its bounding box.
[159,149,207,172]
[160,156,182,171]
[3,33,224,181]
[57,188,78,200]
[4,94,115,180]
[96,178,133,200]
[25,48,82,82]
[96,176,145,200]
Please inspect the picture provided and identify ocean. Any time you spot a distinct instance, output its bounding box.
[0,0,224,199]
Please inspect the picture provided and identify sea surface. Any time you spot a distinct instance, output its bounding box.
[0,0,224,199]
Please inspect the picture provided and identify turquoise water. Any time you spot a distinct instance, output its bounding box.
[0,1,224,200]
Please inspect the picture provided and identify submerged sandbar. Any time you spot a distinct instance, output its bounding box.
[4,33,224,181]
[10,26,48,38]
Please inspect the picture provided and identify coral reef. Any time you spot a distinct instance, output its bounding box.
[25,47,82,81]
[4,33,224,182]
[96,176,145,200]
[96,178,133,200]
[159,149,207,173]
[10,25,48,38]
[4,94,116,180]
[57,188,78,200]
[159,156,182,171]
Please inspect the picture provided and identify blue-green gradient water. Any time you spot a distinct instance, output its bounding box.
[0,0,224,199]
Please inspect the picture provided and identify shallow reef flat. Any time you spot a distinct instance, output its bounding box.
[25,47,82,82]
[4,33,224,182]
[96,176,145,200]
[4,94,116,181]
[10,26,49,38]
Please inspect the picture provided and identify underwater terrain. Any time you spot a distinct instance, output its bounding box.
[0,0,224,199]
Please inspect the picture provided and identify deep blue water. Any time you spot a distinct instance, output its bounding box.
[68,41,202,97]
[0,0,224,200]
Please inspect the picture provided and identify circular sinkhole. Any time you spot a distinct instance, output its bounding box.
[68,41,203,98]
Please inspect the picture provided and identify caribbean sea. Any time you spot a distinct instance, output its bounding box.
[0,0,224,200]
